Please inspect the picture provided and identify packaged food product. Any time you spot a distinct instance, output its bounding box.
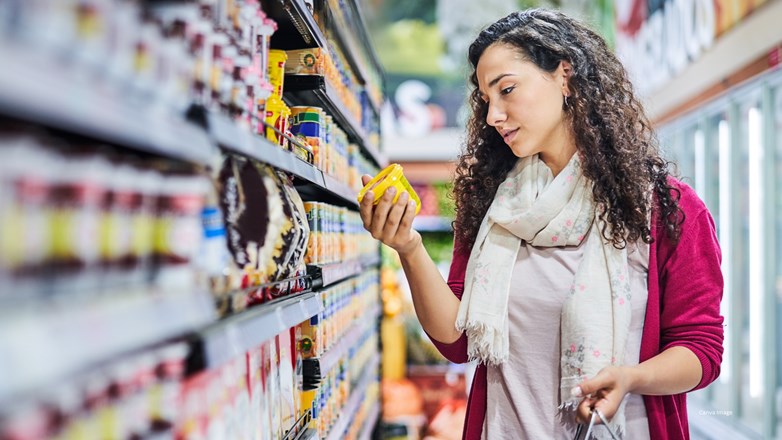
[267,49,287,99]
[357,164,421,215]
[217,156,264,283]
[302,202,321,265]
[279,177,310,279]
[264,94,288,146]
[284,48,326,75]
[278,328,297,437]
[289,105,321,164]
[255,166,295,287]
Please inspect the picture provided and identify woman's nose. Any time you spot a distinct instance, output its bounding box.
[486,101,506,127]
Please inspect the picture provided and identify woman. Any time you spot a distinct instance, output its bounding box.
[359,9,723,440]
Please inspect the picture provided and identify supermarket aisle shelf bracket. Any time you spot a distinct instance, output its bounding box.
[280,0,328,48]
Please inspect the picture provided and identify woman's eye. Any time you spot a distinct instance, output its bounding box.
[501,86,515,95]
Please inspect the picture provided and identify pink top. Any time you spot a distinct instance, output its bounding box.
[428,179,724,440]
[482,236,651,439]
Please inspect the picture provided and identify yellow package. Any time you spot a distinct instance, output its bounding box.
[356,163,421,215]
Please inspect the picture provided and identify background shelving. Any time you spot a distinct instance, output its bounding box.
[192,291,322,371]
[0,0,385,438]
[0,289,215,403]
[0,41,217,167]
[284,74,385,165]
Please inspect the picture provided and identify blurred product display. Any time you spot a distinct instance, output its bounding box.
[378,177,469,439]
[0,0,386,439]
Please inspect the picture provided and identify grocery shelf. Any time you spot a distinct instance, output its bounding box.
[346,0,385,83]
[0,41,217,167]
[358,401,381,440]
[283,409,314,440]
[195,109,359,207]
[322,173,360,207]
[318,321,363,378]
[326,6,371,88]
[295,428,318,440]
[305,304,380,381]
[284,74,387,168]
[309,255,382,290]
[0,289,216,403]
[194,291,322,370]
[269,0,381,118]
[331,1,382,118]
[324,354,380,440]
[413,216,453,232]
[275,0,328,49]
[198,109,322,182]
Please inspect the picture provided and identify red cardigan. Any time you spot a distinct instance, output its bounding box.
[429,179,724,439]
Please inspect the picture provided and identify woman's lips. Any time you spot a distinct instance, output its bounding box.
[502,128,518,143]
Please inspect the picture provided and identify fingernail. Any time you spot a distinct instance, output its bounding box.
[570,386,583,398]
[366,191,374,200]
[387,187,396,196]
[399,192,409,202]
[409,200,417,209]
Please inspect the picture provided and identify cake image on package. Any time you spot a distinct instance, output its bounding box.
[217,155,271,286]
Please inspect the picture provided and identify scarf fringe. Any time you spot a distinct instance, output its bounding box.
[456,318,508,366]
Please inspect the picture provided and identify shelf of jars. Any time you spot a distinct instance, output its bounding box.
[0,40,217,167]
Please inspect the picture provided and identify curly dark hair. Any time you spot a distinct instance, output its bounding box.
[453,8,683,250]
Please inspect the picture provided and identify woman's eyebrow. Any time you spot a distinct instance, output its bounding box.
[488,73,517,88]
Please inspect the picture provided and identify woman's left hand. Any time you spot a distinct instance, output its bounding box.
[573,365,636,424]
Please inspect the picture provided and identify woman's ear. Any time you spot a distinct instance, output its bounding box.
[560,60,573,96]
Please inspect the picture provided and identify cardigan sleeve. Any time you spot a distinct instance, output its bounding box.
[656,195,725,390]
[425,239,471,364]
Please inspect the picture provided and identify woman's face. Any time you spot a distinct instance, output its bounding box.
[476,43,572,161]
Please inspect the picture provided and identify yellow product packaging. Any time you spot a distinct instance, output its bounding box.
[264,95,288,146]
[356,164,421,215]
[268,49,287,99]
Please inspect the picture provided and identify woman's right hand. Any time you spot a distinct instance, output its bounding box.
[358,174,422,257]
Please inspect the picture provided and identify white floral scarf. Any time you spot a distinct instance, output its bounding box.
[455,153,632,437]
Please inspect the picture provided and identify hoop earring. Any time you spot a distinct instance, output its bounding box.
[564,95,569,108]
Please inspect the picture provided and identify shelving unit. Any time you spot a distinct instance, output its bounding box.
[269,0,328,49]
[194,109,360,206]
[324,354,381,440]
[312,304,380,379]
[193,291,321,371]
[0,41,216,167]
[309,254,381,290]
[0,289,215,403]
[0,0,385,437]
[284,74,386,166]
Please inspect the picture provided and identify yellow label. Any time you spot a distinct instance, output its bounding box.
[0,208,24,267]
[131,214,154,257]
